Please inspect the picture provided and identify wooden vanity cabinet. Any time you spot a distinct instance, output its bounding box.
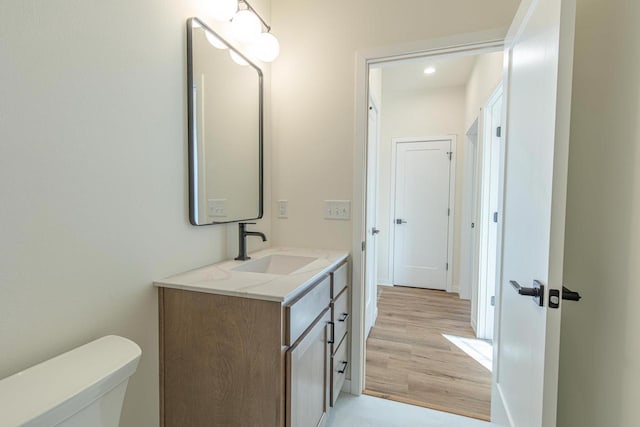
[286,308,331,427]
[159,259,350,427]
[328,262,350,407]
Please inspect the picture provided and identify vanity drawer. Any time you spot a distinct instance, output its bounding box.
[286,275,331,346]
[331,262,348,298]
[331,287,349,354]
[330,333,349,407]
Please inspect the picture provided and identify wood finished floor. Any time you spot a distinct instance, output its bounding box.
[364,286,492,421]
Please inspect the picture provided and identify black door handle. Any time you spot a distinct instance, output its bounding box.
[510,280,544,307]
[396,219,407,224]
[562,286,581,301]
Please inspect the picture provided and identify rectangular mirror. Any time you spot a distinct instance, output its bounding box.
[187,17,263,225]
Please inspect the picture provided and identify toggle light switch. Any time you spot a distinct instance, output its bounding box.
[324,200,351,220]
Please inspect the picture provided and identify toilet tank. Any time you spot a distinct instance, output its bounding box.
[0,335,142,427]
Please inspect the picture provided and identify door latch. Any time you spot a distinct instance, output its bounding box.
[549,286,582,309]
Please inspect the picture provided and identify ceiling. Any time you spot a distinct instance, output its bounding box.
[377,54,478,93]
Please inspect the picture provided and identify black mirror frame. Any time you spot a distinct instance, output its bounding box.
[186,17,264,226]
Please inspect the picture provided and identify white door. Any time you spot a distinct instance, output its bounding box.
[492,0,576,425]
[392,139,452,290]
[365,101,379,337]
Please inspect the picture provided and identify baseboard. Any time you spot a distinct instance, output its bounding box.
[378,282,394,287]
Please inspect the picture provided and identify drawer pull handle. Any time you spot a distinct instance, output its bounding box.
[328,321,335,344]
[337,361,348,374]
[339,313,350,322]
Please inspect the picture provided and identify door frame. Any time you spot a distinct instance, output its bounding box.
[460,119,479,304]
[351,30,506,395]
[388,136,457,292]
[475,83,503,340]
[364,96,381,338]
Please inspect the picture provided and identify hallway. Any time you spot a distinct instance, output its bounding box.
[364,286,491,420]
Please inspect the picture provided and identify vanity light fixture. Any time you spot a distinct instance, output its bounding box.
[424,66,437,75]
[210,0,280,62]
[208,0,238,22]
[232,9,262,42]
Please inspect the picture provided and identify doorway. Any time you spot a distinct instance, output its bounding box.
[358,48,505,421]
[349,2,578,426]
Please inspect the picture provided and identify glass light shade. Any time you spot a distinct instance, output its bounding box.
[209,0,238,22]
[252,32,280,62]
[231,10,262,43]
[229,50,249,66]
[205,31,228,49]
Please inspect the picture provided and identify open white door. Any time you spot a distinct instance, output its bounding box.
[364,101,380,337]
[492,0,576,426]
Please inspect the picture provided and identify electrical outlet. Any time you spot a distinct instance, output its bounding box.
[324,200,351,220]
[208,199,226,217]
[278,200,288,218]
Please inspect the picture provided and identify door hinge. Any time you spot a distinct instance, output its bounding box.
[491,295,495,306]
[496,126,502,137]
[493,212,498,223]
[361,241,366,251]
[446,263,449,271]
[447,208,450,216]
[447,151,453,161]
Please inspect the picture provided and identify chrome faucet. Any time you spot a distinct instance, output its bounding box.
[235,222,267,261]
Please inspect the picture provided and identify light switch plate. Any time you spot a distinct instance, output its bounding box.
[324,200,351,220]
[208,199,226,218]
[278,200,288,218]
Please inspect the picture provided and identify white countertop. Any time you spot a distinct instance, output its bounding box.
[154,247,349,303]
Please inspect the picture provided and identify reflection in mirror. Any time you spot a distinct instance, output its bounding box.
[187,17,263,225]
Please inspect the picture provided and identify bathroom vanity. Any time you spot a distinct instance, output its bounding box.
[155,248,350,427]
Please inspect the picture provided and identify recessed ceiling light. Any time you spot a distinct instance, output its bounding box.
[424,67,436,75]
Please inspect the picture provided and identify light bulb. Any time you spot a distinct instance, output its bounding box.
[208,0,238,22]
[424,67,436,75]
[252,32,280,62]
[229,50,249,66]
[205,31,228,49]
[231,10,262,43]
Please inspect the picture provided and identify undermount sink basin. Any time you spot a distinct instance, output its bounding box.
[233,254,317,275]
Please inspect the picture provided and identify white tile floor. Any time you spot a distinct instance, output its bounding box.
[327,394,491,427]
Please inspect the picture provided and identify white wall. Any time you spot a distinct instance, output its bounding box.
[270,0,521,251]
[376,83,467,286]
[558,0,640,425]
[464,51,504,130]
[0,1,271,426]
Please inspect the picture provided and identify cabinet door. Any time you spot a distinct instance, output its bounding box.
[286,308,330,427]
